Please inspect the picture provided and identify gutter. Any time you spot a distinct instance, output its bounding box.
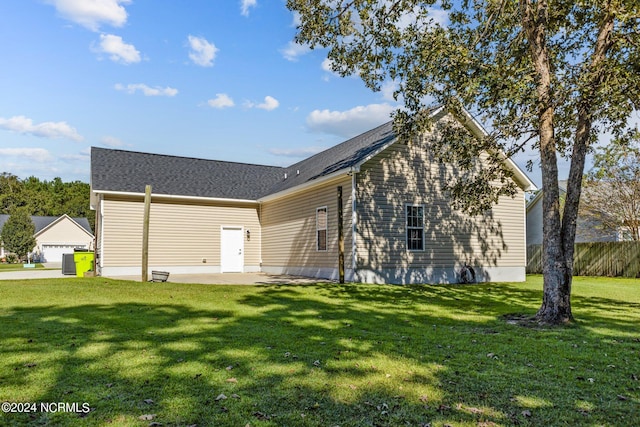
[91,189,259,205]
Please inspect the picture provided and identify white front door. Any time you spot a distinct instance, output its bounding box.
[221,227,244,273]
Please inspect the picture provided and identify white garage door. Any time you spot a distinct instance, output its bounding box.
[41,244,87,263]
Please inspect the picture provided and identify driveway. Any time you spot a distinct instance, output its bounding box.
[0,268,65,280]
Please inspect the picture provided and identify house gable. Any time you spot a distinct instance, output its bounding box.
[262,107,535,202]
[352,118,528,284]
[34,214,94,239]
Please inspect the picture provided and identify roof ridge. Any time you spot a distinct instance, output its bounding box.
[91,146,284,170]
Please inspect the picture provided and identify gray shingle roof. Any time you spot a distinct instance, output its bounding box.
[91,120,398,201]
[268,121,396,194]
[91,148,285,200]
[0,215,93,235]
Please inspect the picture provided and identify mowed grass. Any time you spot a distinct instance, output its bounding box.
[0,276,638,426]
[0,263,47,271]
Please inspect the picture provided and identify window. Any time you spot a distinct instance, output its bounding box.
[406,205,424,251]
[316,207,328,251]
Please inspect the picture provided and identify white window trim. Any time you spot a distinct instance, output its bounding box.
[406,204,425,252]
[316,206,328,252]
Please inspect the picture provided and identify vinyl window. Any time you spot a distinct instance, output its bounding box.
[316,207,328,251]
[406,205,424,251]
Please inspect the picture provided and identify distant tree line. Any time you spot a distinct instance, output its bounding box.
[0,173,94,232]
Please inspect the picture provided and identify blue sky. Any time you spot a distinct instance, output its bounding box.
[0,0,548,186]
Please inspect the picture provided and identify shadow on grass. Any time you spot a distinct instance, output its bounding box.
[0,280,638,426]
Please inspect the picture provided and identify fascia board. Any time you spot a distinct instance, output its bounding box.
[350,106,445,172]
[526,190,543,212]
[454,107,538,192]
[33,214,67,238]
[92,189,259,205]
[258,169,353,203]
[350,107,447,171]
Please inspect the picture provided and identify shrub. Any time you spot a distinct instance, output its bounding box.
[0,208,36,260]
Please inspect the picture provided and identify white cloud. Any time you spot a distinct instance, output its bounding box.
[281,41,310,61]
[115,83,178,96]
[60,152,90,161]
[426,8,449,27]
[0,115,84,142]
[291,11,302,27]
[321,57,361,81]
[380,80,402,102]
[321,58,334,73]
[321,57,348,80]
[306,103,395,138]
[245,96,279,111]
[0,148,53,163]
[100,136,125,147]
[207,94,235,109]
[188,35,218,67]
[97,34,141,64]
[269,146,325,158]
[240,0,257,16]
[258,96,279,111]
[46,0,130,31]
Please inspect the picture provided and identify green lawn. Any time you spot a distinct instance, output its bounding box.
[0,263,47,272]
[0,276,638,426]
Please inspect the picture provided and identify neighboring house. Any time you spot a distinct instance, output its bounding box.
[0,214,94,263]
[90,106,536,284]
[526,180,625,245]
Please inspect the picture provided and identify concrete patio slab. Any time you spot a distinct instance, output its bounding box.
[0,269,334,285]
[106,272,335,285]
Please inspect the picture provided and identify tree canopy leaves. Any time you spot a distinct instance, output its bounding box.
[288,0,639,208]
[288,0,640,323]
[0,173,93,231]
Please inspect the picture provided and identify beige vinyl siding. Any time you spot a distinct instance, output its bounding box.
[355,139,525,271]
[526,196,544,245]
[261,176,352,269]
[101,196,260,267]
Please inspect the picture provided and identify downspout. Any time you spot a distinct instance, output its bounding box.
[351,170,358,281]
[523,191,528,270]
[258,202,262,271]
[99,194,104,275]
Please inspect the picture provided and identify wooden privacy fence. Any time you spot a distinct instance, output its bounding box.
[527,242,640,278]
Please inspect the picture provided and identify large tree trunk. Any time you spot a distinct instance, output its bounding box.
[536,164,573,324]
[536,112,574,324]
[520,0,574,324]
[521,0,614,324]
